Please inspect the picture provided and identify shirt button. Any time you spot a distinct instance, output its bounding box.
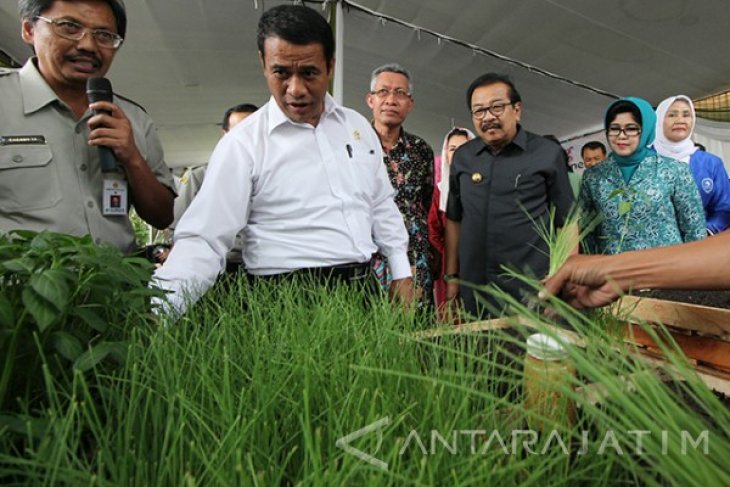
[75,126,83,134]
[87,201,94,208]
[12,155,23,163]
[80,164,87,171]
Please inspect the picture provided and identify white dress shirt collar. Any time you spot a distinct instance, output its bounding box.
[266,92,346,134]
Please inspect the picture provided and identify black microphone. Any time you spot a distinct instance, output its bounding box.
[86,77,117,172]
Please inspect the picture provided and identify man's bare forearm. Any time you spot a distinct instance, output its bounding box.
[602,232,730,291]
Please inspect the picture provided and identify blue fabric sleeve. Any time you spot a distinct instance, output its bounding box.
[674,160,707,242]
[700,152,730,233]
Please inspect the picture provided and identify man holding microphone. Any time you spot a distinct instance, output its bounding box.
[0,0,174,253]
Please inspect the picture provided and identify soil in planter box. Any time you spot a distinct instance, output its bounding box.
[633,289,730,310]
[662,381,730,427]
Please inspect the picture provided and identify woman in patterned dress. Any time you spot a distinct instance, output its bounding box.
[579,97,705,255]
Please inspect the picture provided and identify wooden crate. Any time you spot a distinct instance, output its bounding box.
[616,295,730,393]
[415,297,730,396]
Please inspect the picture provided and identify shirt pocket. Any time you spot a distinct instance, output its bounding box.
[511,170,547,208]
[347,149,377,203]
[0,144,62,212]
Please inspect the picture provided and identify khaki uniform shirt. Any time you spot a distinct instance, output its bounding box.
[0,59,174,253]
[172,164,206,229]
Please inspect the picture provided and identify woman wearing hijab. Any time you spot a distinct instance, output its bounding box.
[654,95,730,235]
[427,127,474,313]
[578,97,705,255]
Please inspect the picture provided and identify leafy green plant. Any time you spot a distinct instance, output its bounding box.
[129,209,151,246]
[1,275,727,485]
[129,209,169,246]
[0,230,162,415]
[531,205,600,276]
[489,278,729,486]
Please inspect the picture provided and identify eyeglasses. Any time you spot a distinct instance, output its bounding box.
[607,125,641,137]
[470,102,513,119]
[370,88,411,101]
[35,16,124,49]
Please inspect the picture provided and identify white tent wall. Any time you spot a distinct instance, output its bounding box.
[694,118,730,174]
[1,0,729,167]
[342,4,615,151]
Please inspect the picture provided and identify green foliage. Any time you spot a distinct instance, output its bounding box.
[129,209,169,246]
[531,205,599,276]
[0,275,727,485]
[0,230,162,415]
[129,209,151,245]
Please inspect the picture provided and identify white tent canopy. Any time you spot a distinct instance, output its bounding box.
[696,118,730,168]
[1,0,729,167]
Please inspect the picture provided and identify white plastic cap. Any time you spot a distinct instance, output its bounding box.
[526,333,568,361]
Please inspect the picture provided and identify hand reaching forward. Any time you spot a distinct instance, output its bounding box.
[540,254,624,309]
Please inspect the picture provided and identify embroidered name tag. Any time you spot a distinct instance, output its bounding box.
[0,135,47,146]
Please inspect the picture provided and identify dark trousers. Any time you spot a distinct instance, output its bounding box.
[246,261,381,295]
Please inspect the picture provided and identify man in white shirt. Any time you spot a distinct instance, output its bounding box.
[166,103,259,270]
[171,103,259,233]
[153,4,413,316]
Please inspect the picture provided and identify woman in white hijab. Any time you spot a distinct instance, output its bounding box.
[427,127,474,315]
[655,95,730,234]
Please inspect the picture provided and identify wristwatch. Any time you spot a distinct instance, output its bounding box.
[443,273,459,282]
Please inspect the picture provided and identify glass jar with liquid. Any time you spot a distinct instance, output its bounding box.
[523,333,576,431]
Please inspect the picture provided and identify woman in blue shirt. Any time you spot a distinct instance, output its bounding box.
[579,97,705,255]
[654,95,730,235]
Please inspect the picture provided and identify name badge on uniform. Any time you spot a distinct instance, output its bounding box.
[0,135,46,145]
[102,179,128,216]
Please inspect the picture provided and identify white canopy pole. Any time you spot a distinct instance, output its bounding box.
[332,0,344,104]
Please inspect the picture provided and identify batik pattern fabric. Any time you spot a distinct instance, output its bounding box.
[579,153,706,255]
[372,129,435,309]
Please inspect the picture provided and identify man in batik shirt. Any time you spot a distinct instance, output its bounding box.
[367,63,435,310]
